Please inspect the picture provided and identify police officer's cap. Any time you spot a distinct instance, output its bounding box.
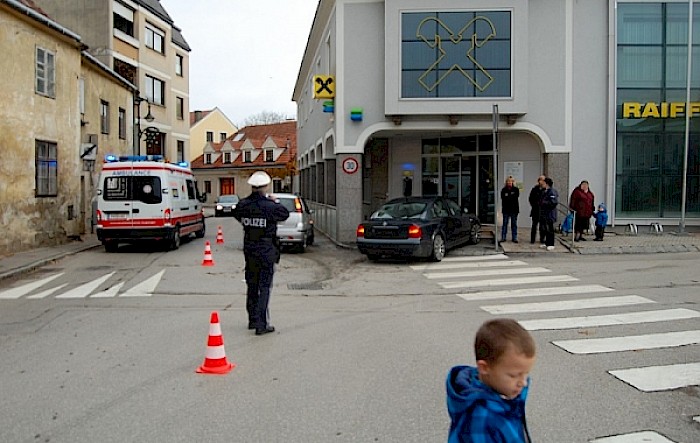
[248,171,272,187]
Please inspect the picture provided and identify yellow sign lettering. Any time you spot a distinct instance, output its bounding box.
[622,102,700,118]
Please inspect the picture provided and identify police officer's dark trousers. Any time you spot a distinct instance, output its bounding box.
[244,240,276,329]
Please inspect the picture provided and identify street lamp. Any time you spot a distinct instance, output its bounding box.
[133,95,156,155]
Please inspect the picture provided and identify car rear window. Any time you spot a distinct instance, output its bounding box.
[278,197,298,212]
[371,202,427,220]
[219,195,239,203]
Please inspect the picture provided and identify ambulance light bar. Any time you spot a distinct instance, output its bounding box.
[104,154,165,163]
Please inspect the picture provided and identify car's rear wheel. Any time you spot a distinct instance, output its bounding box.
[430,234,445,262]
[195,216,206,238]
[103,241,118,253]
[169,226,181,250]
[468,223,481,245]
[295,235,307,253]
[367,254,380,261]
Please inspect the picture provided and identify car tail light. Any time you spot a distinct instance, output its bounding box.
[294,198,303,213]
[96,210,103,222]
[164,208,171,221]
[356,224,365,238]
[408,224,422,238]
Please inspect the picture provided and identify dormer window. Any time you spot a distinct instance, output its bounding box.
[265,149,274,162]
[205,153,212,164]
[244,151,251,163]
[224,152,231,163]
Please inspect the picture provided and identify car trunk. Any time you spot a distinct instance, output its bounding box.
[363,221,412,240]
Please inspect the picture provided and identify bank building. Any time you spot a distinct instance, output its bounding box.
[293,0,699,244]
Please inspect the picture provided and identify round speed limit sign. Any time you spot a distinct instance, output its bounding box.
[342,157,359,174]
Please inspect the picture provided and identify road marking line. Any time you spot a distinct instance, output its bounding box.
[519,308,700,331]
[425,267,551,280]
[481,295,654,314]
[441,254,509,262]
[92,282,124,298]
[27,284,68,299]
[553,330,700,354]
[0,273,64,299]
[589,431,675,442]
[441,275,578,289]
[457,285,614,301]
[411,260,528,271]
[609,362,700,392]
[56,272,115,298]
[120,270,164,296]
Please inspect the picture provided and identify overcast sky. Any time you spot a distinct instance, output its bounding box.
[161,0,318,127]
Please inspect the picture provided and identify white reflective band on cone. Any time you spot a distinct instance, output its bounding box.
[206,346,227,359]
[209,324,222,336]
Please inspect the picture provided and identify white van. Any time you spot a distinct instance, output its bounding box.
[95,155,207,252]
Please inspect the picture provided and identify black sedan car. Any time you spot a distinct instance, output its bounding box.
[214,194,239,217]
[356,196,481,262]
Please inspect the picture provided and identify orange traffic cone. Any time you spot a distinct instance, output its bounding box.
[196,311,235,374]
[216,226,224,244]
[201,241,215,266]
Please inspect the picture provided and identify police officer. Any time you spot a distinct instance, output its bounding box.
[233,171,289,335]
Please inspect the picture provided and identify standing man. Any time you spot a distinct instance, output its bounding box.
[538,177,559,251]
[528,175,545,244]
[500,176,520,243]
[233,171,290,335]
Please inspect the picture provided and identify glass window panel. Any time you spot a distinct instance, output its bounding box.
[617,4,663,45]
[402,41,439,70]
[402,13,432,41]
[474,40,511,69]
[666,3,690,44]
[617,46,663,88]
[402,70,437,98]
[422,139,440,154]
[475,70,511,97]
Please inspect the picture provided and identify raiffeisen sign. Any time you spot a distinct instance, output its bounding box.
[622,102,700,118]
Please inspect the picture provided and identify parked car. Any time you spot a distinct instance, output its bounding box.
[274,193,315,252]
[356,196,481,262]
[215,194,239,217]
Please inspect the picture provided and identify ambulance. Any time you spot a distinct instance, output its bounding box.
[95,155,207,252]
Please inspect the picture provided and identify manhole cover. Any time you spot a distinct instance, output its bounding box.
[287,282,323,290]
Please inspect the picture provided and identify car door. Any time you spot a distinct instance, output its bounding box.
[445,198,469,245]
[433,198,459,247]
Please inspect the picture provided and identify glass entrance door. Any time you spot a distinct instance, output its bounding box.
[441,156,476,214]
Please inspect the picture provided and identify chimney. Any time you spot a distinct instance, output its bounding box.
[194,110,202,122]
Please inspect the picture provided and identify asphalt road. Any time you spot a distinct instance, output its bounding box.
[0,217,698,443]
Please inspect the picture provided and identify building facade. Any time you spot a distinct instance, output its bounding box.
[190,121,297,203]
[293,0,699,244]
[32,0,192,162]
[0,0,135,253]
[189,108,239,162]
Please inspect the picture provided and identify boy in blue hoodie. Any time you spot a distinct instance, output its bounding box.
[446,318,536,443]
[594,203,608,241]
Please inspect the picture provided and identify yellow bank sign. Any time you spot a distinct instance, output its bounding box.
[623,102,700,118]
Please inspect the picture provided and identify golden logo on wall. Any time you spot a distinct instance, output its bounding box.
[313,75,335,99]
[416,16,496,92]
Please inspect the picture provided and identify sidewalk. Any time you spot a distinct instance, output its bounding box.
[497,225,700,255]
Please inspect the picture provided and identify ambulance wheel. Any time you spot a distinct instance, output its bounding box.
[103,241,118,253]
[169,227,181,250]
[194,217,205,238]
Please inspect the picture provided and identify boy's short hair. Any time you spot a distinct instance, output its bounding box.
[474,318,536,363]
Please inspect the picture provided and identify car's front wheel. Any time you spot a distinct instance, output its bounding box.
[468,222,481,245]
[430,234,445,262]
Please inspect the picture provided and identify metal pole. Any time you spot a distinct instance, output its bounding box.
[680,0,694,233]
[133,93,141,156]
[493,104,500,251]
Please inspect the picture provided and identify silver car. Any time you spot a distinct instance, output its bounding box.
[215,194,239,217]
[274,193,314,252]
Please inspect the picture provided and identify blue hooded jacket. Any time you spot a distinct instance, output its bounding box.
[595,203,608,227]
[446,366,530,443]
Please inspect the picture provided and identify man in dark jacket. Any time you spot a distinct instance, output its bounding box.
[528,176,545,244]
[538,177,559,251]
[500,176,520,243]
[233,171,290,335]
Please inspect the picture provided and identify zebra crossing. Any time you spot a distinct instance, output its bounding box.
[0,270,166,299]
[412,254,700,442]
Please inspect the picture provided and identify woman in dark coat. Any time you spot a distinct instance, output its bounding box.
[569,180,595,242]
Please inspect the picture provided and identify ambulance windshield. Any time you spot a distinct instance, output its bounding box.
[104,176,162,204]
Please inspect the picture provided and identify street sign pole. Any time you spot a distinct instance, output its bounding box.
[680,0,694,234]
[493,104,500,252]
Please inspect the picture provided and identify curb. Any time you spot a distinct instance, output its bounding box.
[0,242,101,282]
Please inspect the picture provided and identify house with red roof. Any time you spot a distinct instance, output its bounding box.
[189,108,238,162]
[190,120,297,202]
